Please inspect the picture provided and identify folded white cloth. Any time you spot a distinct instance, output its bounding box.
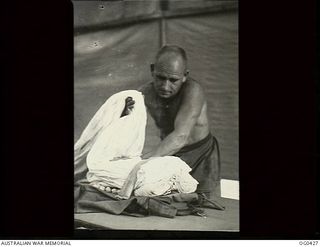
[134,156,198,196]
[74,90,198,195]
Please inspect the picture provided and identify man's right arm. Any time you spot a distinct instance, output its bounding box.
[142,81,205,158]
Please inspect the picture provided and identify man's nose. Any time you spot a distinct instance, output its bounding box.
[162,80,170,90]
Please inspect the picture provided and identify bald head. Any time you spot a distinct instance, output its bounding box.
[151,45,189,98]
[154,45,188,77]
[155,45,187,64]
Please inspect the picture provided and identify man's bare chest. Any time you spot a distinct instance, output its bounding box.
[145,97,181,129]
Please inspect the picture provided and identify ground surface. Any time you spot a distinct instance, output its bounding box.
[75,197,239,231]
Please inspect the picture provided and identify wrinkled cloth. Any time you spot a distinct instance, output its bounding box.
[74,90,198,197]
[115,156,198,200]
[135,156,198,196]
[174,133,221,196]
[85,90,147,188]
[74,90,145,184]
[74,89,223,219]
[75,182,201,218]
[75,183,223,221]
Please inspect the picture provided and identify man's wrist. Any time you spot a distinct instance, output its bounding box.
[142,152,153,159]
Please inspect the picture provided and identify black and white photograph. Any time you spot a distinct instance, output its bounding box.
[73,0,239,232]
[1,0,319,240]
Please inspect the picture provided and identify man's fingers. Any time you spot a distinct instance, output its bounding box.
[121,97,135,117]
[125,97,133,104]
[126,97,135,106]
[126,98,135,111]
[127,100,135,107]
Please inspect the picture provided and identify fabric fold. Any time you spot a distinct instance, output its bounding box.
[74,89,198,200]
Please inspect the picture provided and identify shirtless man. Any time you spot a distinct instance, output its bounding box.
[123,45,220,199]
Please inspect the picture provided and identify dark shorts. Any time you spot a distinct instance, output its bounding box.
[174,133,221,195]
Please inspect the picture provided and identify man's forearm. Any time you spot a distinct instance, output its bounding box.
[143,132,188,158]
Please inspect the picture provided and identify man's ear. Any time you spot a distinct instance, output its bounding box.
[150,64,155,74]
[182,69,189,82]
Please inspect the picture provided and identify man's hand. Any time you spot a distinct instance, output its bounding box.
[121,96,135,117]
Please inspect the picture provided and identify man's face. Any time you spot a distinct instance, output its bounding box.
[152,56,187,99]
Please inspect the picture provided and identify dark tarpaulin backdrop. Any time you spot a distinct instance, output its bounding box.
[73,0,238,180]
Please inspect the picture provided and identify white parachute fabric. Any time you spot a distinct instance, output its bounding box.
[74,89,198,195]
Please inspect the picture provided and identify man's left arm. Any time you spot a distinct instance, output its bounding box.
[143,83,205,158]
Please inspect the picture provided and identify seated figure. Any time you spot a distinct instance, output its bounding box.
[74,45,220,201]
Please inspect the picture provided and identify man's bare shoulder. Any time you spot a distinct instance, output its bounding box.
[183,77,206,99]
